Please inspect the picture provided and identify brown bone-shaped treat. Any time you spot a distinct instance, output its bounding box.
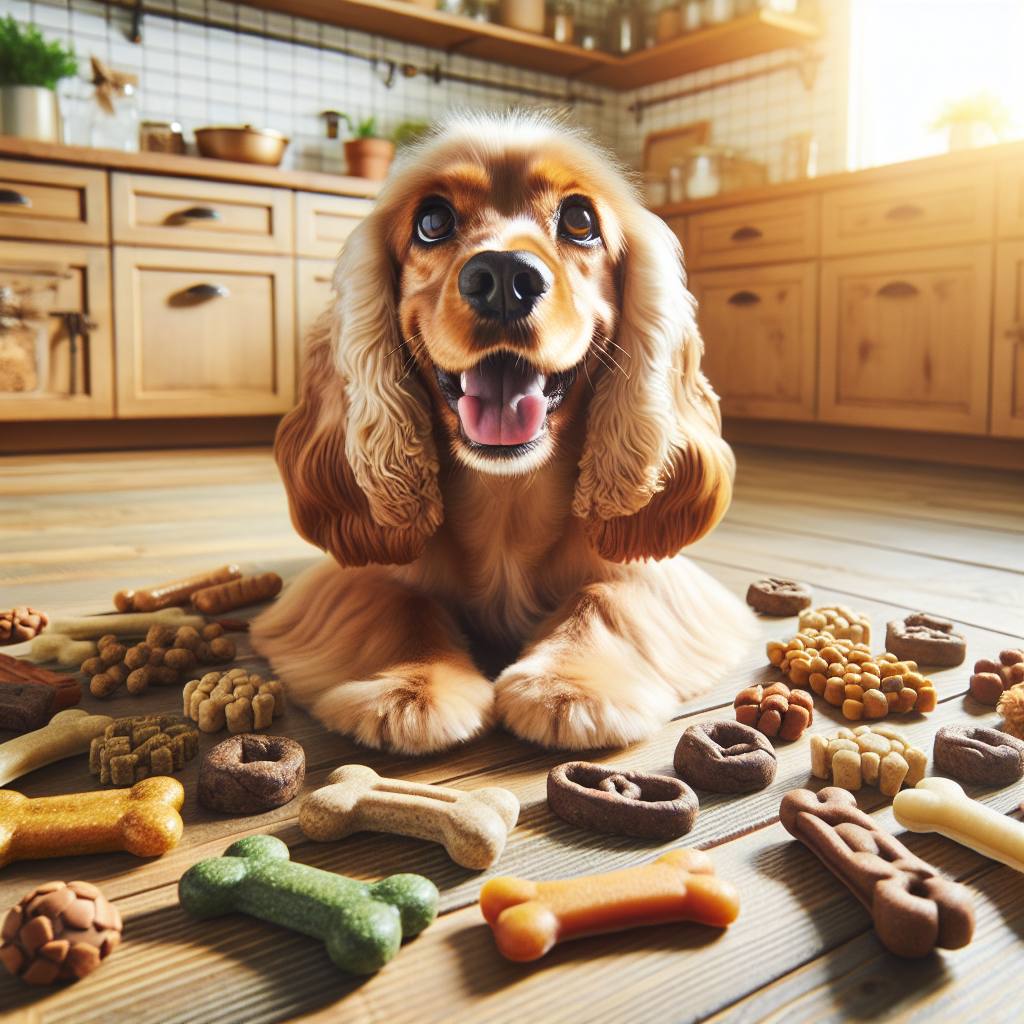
[780,787,974,958]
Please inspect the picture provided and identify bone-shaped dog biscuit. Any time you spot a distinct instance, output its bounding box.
[0,777,184,869]
[479,848,740,962]
[893,776,1024,875]
[0,709,113,787]
[43,608,205,640]
[299,764,519,870]
[178,834,439,974]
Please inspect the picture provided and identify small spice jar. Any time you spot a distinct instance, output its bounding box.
[545,0,575,43]
[139,121,185,154]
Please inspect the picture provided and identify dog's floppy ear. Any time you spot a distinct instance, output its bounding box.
[274,215,443,566]
[573,206,735,561]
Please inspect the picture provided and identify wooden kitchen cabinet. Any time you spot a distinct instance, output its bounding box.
[992,241,1024,438]
[689,262,817,421]
[0,158,108,245]
[999,159,1024,239]
[296,258,337,354]
[295,191,372,258]
[818,245,992,434]
[113,247,295,418]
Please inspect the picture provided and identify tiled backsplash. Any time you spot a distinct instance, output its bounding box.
[1,0,847,182]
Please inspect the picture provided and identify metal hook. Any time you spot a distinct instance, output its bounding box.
[129,0,143,44]
[376,60,396,89]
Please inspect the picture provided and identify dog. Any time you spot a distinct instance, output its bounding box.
[252,112,756,755]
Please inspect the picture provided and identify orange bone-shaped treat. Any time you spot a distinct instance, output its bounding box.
[0,777,184,870]
[479,848,739,961]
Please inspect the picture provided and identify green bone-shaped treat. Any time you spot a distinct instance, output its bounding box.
[178,834,439,974]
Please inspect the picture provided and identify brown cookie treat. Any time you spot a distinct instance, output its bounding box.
[673,720,777,793]
[0,607,49,645]
[198,734,305,814]
[933,725,1024,786]
[0,657,81,732]
[886,614,966,667]
[733,682,813,740]
[0,880,123,985]
[971,649,1024,705]
[547,762,698,840]
[745,578,813,616]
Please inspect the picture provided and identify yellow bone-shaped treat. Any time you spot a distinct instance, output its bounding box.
[0,776,184,869]
[479,848,739,961]
[0,709,113,787]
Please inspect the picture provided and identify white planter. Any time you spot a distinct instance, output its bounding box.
[948,121,999,152]
[0,85,61,142]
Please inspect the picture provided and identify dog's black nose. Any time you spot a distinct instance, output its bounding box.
[457,250,553,321]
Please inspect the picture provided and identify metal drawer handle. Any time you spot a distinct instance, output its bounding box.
[727,291,761,306]
[730,226,763,242]
[0,189,32,207]
[884,203,924,221]
[171,283,230,306]
[169,206,223,224]
[877,281,919,298]
[313,275,334,283]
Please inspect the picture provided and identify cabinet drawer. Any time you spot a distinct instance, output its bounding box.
[296,258,337,353]
[295,192,372,258]
[686,196,818,270]
[998,160,1024,239]
[113,247,295,417]
[0,159,108,245]
[818,246,992,434]
[112,174,293,254]
[822,168,995,257]
[690,262,817,421]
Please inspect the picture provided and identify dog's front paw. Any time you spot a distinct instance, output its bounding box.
[494,652,674,750]
[311,661,494,755]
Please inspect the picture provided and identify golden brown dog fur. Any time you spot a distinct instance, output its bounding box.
[251,112,755,754]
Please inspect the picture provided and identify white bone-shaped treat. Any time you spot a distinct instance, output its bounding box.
[299,764,520,870]
[893,776,1024,874]
[42,608,205,640]
[0,709,114,787]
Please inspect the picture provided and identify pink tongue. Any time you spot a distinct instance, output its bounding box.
[457,358,548,446]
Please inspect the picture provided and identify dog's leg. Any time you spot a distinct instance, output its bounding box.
[494,558,757,750]
[251,560,494,754]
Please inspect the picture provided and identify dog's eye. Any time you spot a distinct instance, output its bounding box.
[559,201,598,243]
[417,204,455,243]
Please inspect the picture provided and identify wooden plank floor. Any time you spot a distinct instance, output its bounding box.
[0,444,1022,1024]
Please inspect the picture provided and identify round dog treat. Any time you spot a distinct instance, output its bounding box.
[673,721,777,793]
[0,607,49,645]
[933,725,1024,787]
[0,880,122,985]
[971,649,1024,706]
[745,578,813,616]
[886,614,966,667]
[198,733,305,814]
[547,762,698,840]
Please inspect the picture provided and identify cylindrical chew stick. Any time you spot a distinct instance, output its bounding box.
[44,608,205,640]
[193,573,283,614]
[115,565,242,613]
[0,709,113,787]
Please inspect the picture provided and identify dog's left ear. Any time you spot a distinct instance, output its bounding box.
[572,206,735,561]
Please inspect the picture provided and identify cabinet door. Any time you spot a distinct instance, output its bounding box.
[114,247,295,417]
[819,246,992,434]
[0,159,108,245]
[998,159,1024,239]
[690,262,817,421]
[992,241,1024,437]
[0,241,113,422]
[296,258,337,355]
[295,192,372,258]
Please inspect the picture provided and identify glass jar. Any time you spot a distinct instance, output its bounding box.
[685,149,721,199]
[682,0,703,30]
[89,82,139,152]
[606,0,641,53]
[546,0,575,43]
[703,0,734,24]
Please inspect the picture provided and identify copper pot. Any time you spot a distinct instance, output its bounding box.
[194,125,289,165]
[344,138,395,181]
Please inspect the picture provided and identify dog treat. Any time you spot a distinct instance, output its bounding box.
[0,656,81,732]
[810,725,927,798]
[780,787,974,958]
[213,618,250,632]
[300,763,519,870]
[546,762,698,840]
[798,605,871,645]
[27,634,97,666]
[45,607,205,640]
[733,682,813,740]
[183,669,285,733]
[673,721,777,792]
[745,578,813,616]
[894,776,1024,875]
[89,715,199,786]
[932,725,1024,787]
[114,564,242,613]
[0,880,123,985]
[0,607,49,645]
[885,613,966,667]
[997,685,1024,739]
[179,834,438,974]
[0,709,113,787]
[192,572,283,615]
[480,848,739,962]
[768,629,874,690]
[971,649,1024,705]
[0,776,184,869]
[199,734,305,814]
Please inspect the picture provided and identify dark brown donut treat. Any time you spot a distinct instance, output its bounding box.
[198,733,305,814]
[746,578,813,616]
[970,649,1024,705]
[547,762,699,840]
[673,720,778,793]
[933,726,1024,786]
[885,614,966,667]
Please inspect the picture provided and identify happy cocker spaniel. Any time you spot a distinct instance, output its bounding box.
[251,112,755,755]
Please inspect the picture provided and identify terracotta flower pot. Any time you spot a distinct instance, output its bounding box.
[344,138,395,181]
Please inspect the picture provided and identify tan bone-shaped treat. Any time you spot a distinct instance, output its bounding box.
[0,709,113,787]
[0,777,184,870]
[299,764,519,870]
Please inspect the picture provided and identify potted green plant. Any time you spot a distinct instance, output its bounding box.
[929,90,1012,152]
[391,120,431,149]
[0,17,78,142]
[340,114,395,181]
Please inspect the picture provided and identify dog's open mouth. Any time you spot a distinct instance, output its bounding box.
[435,351,578,454]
